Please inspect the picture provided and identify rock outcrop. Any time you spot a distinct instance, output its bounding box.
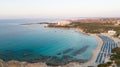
[0,59,81,67]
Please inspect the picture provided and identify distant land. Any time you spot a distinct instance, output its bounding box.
[47,18,120,37]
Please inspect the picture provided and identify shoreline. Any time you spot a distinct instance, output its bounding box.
[80,34,103,67]
[75,28,103,67]
[0,26,103,67]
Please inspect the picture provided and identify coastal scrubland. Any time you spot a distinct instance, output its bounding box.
[98,47,120,67]
[48,18,120,36]
[111,48,120,66]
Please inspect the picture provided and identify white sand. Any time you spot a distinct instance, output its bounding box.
[80,34,103,67]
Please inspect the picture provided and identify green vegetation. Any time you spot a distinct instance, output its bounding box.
[98,48,120,67]
[70,22,116,33]
[48,22,120,35]
[110,48,120,66]
[114,30,120,37]
[98,62,112,67]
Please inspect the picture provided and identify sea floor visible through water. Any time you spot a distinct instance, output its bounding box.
[0,19,98,65]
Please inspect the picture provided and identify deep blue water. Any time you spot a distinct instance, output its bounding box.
[0,19,98,65]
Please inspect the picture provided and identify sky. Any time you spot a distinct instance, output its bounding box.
[0,0,120,19]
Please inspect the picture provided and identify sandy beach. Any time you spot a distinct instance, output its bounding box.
[80,34,103,67]
[55,28,104,67]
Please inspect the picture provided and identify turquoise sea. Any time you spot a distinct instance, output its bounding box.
[0,19,98,65]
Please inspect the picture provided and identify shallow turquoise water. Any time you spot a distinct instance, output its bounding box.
[0,19,98,65]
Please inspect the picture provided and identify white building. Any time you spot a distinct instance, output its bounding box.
[108,30,116,36]
[57,20,72,26]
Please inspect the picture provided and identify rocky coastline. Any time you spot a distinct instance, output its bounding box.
[0,59,82,67]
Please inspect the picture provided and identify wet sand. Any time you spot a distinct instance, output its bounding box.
[80,34,103,67]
